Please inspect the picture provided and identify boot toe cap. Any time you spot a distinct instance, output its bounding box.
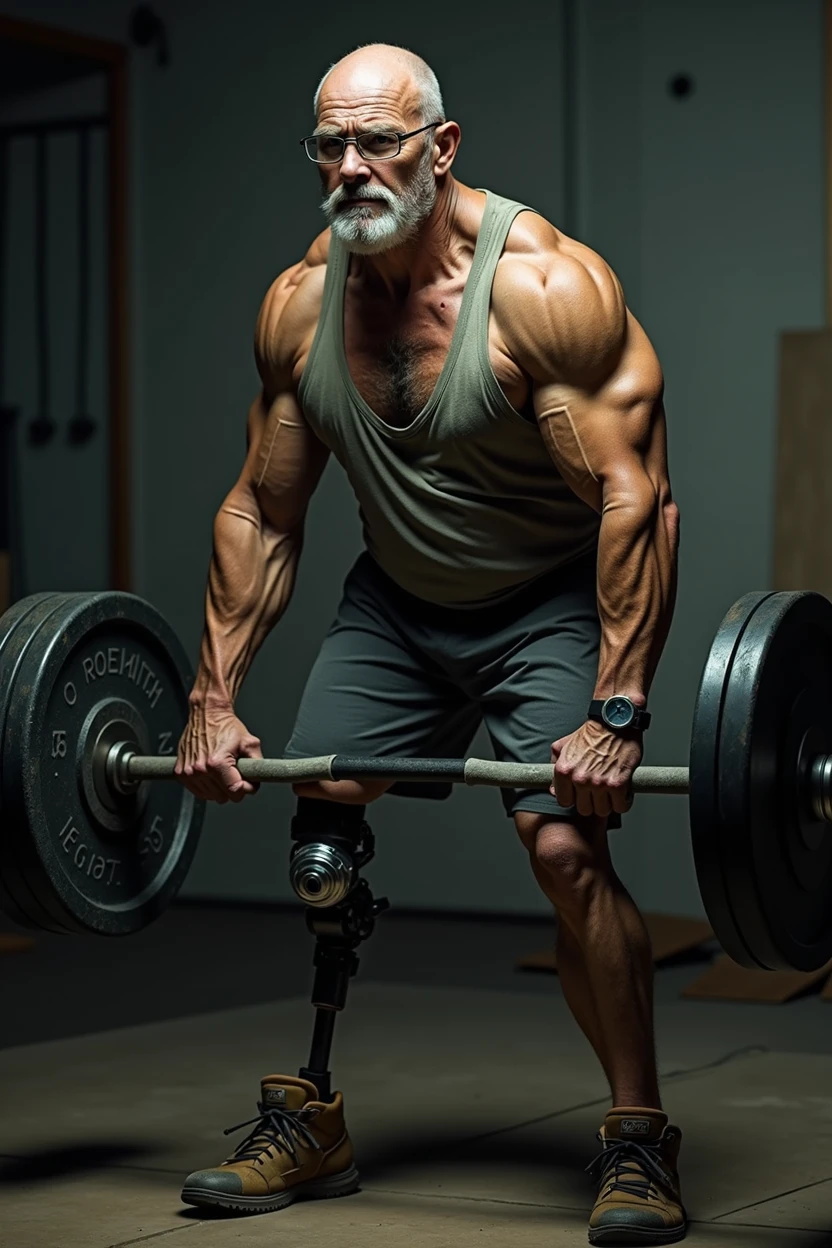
[182,1169,244,1197]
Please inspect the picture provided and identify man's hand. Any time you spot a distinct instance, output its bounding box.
[550,720,642,818]
[175,700,264,804]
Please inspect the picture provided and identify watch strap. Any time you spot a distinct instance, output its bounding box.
[587,699,652,732]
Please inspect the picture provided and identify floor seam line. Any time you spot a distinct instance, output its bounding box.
[709,1173,832,1221]
[108,1224,202,1248]
[360,1184,587,1210]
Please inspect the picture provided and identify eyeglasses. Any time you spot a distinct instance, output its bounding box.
[300,122,439,164]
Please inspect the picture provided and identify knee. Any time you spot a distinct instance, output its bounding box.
[292,778,391,804]
[516,813,609,916]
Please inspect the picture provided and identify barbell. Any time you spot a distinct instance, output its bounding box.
[1,586,831,975]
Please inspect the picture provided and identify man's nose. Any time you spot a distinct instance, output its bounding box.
[339,141,369,180]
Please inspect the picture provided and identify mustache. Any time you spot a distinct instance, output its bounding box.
[325,186,393,208]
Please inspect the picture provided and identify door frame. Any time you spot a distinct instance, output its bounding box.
[0,14,131,590]
[827,0,832,323]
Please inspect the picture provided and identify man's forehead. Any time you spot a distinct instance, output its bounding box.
[318,61,418,116]
[314,107,404,135]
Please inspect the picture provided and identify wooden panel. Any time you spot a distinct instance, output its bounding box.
[683,954,832,1003]
[516,912,713,973]
[773,329,832,595]
[0,16,123,64]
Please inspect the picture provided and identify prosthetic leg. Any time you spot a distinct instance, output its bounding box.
[289,798,389,1103]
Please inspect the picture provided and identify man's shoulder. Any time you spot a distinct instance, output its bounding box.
[255,230,332,382]
[499,212,621,312]
[495,214,626,379]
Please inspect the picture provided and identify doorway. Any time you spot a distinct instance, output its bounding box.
[0,14,130,610]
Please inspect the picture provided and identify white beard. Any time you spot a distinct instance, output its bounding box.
[320,141,438,255]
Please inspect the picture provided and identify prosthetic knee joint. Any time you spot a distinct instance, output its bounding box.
[289,798,389,1102]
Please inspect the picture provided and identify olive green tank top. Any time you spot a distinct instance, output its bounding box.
[298,189,600,608]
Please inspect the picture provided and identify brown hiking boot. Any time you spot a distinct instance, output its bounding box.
[587,1108,687,1244]
[181,1074,359,1214]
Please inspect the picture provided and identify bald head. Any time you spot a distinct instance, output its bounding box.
[313,44,445,128]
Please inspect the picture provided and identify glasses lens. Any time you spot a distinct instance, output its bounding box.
[306,135,344,163]
[357,133,400,160]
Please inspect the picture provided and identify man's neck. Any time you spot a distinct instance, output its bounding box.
[349,178,477,298]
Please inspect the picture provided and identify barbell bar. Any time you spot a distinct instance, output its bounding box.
[2,585,832,974]
[119,752,693,795]
[119,753,832,820]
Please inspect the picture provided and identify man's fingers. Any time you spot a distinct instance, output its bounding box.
[235,737,263,795]
[583,778,610,818]
[207,755,253,802]
[192,758,234,803]
[610,780,635,815]
[553,766,575,810]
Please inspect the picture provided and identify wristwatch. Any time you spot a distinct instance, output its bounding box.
[587,696,652,734]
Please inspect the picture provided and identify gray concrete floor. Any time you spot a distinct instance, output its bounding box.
[3,900,832,1057]
[4,903,832,1248]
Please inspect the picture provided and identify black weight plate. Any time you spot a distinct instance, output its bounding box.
[0,594,83,933]
[719,591,832,971]
[689,592,775,968]
[2,592,205,935]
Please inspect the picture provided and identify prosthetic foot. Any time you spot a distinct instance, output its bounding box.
[181,800,386,1215]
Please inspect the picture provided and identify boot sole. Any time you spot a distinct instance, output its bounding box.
[588,1222,688,1245]
[181,1164,360,1214]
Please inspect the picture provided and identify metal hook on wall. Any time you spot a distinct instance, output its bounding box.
[129,5,170,68]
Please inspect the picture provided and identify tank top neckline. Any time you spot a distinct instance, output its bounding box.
[333,189,497,441]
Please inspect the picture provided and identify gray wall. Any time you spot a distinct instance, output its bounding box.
[578,0,825,912]
[1,0,825,917]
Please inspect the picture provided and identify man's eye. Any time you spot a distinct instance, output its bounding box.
[362,134,398,153]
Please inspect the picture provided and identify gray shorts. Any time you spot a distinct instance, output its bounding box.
[285,550,613,821]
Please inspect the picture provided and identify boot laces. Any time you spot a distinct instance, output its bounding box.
[586,1133,674,1203]
[222,1099,323,1169]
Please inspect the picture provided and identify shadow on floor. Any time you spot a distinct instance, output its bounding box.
[0,1141,163,1185]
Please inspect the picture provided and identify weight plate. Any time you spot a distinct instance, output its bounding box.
[721,592,832,971]
[689,592,774,969]
[0,594,82,933]
[692,590,832,971]
[1,592,205,935]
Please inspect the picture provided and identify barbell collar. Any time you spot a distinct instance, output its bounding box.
[811,755,832,824]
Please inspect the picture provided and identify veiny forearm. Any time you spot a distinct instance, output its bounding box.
[191,495,303,708]
[594,483,679,703]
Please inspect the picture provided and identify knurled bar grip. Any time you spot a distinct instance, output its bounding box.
[124,753,690,794]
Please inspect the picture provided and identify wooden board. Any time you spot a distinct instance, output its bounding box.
[774,329,832,597]
[683,954,832,1003]
[516,912,713,973]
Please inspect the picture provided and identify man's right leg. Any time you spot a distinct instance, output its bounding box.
[522,845,614,1089]
[181,553,479,1216]
[181,793,385,1214]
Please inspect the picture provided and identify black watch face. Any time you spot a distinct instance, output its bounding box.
[603,697,635,728]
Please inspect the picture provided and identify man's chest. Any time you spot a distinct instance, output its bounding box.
[342,280,529,427]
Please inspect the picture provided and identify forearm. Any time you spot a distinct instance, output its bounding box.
[593,485,679,704]
[191,497,303,708]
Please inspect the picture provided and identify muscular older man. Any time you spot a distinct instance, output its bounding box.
[176,43,683,1246]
